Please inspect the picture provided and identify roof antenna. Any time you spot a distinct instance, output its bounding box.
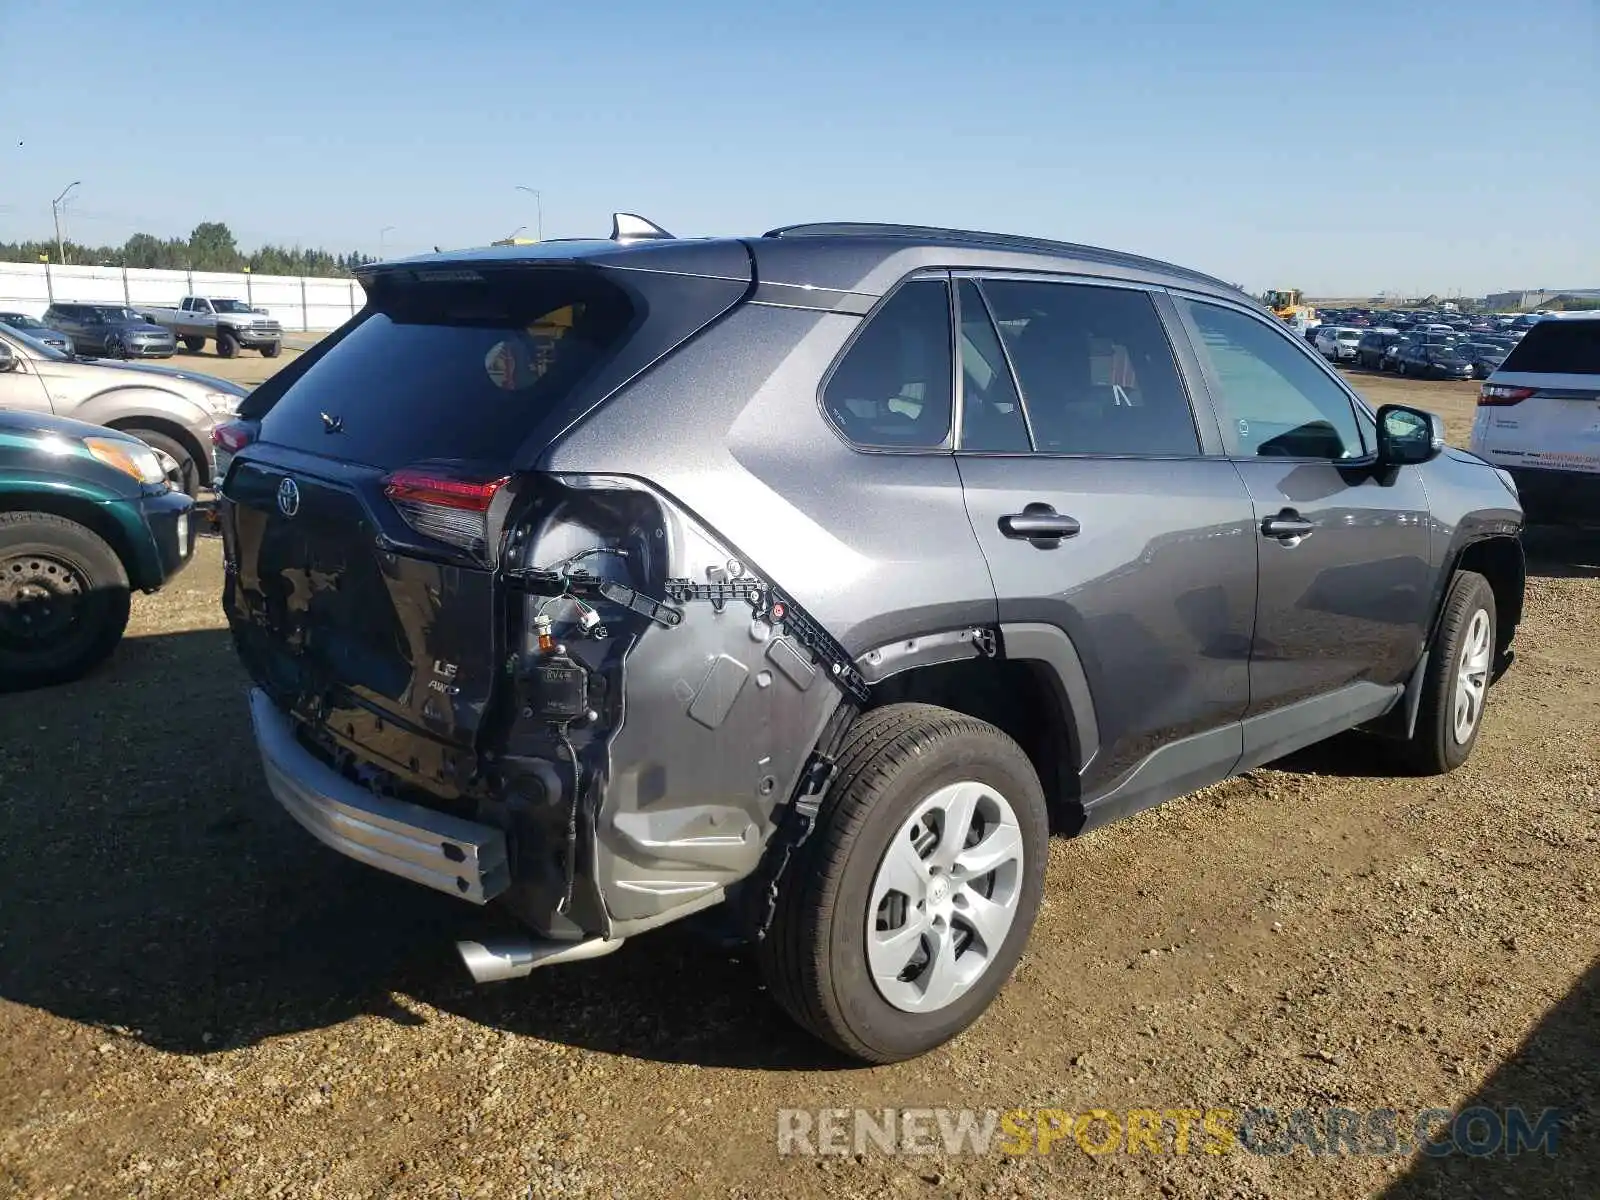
[610,213,674,242]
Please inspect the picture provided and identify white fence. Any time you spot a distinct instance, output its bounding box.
[0,261,366,332]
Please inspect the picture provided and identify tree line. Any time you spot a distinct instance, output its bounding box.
[0,221,375,277]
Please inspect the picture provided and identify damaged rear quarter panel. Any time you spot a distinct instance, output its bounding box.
[540,302,998,927]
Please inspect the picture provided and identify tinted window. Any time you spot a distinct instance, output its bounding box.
[1180,299,1365,460]
[1499,319,1600,374]
[824,279,953,449]
[956,280,1029,452]
[979,280,1198,456]
[255,268,636,469]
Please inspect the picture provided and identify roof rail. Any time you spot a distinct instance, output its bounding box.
[611,213,674,242]
[762,221,1241,293]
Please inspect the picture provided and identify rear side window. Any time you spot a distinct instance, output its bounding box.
[1499,320,1600,374]
[978,279,1198,456]
[824,279,953,449]
[957,280,1030,452]
[255,269,635,469]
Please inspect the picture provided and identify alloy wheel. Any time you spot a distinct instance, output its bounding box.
[866,780,1025,1014]
[1453,608,1493,744]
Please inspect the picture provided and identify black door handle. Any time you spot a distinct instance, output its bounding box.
[999,504,1080,546]
[1261,510,1314,540]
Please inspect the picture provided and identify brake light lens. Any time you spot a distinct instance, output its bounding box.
[383,467,510,555]
[211,420,257,453]
[1479,385,1534,407]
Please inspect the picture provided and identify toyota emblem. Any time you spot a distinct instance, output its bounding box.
[276,476,300,518]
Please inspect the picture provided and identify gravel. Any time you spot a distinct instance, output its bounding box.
[1,372,1595,1199]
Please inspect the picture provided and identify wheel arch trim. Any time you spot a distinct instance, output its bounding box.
[852,621,1099,773]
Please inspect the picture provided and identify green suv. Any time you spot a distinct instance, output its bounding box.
[1,340,196,689]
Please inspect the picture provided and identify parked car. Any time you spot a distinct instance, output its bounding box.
[41,304,176,359]
[1356,330,1403,370]
[0,359,196,690]
[1313,326,1363,362]
[0,312,73,354]
[1471,314,1600,525]
[139,296,284,359]
[1457,341,1511,379]
[0,324,246,495]
[1396,341,1476,380]
[216,216,1525,1063]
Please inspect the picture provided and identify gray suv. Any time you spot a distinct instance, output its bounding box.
[217,217,1526,1062]
[42,303,177,359]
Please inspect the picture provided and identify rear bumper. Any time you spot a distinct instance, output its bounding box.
[1504,466,1600,525]
[247,688,512,903]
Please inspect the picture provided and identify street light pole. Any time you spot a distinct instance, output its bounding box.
[379,225,395,259]
[51,180,81,264]
[516,186,542,241]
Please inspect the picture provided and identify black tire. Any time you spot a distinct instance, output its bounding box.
[122,427,200,497]
[261,341,281,358]
[759,703,1049,1063]
[0,512,132,692]
[1399,571,1497,775]
[104,333,125,359]
[182,335,205,354]
[216,330,239,359]
[1398,359,1409,377]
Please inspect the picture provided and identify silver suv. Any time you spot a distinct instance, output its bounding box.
[0,325,245,494]
[218,217,1526,1062]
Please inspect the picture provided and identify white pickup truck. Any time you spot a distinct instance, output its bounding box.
[139,296,283,359]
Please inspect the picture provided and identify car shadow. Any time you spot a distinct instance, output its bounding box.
[1259,729,1408,779]
[0,628,852,1071]
[1379,955,1597,1199]
[1522,526,1600,580]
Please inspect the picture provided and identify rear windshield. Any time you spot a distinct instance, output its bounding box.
[255,268,636,468]
[1498,319,1600,375]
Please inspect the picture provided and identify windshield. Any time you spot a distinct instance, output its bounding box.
[94,307,141,322]
[210,299,255,314]
[0,326,71,361]
[1337,331,1361,342]
[0,314,44,330]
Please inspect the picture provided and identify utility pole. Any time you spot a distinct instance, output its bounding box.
[516,186,542,241]
[379,225,395,259]
[52,180,81,265]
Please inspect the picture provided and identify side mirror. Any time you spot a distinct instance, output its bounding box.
[1376,404,1445,466]
[0,342,16,372]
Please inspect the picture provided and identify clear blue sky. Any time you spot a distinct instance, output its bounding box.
[3,0,1595,295]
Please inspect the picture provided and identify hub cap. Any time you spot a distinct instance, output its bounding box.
[866,780,1025,1014]
[1453,608,1493,744]
[0,553,88,647]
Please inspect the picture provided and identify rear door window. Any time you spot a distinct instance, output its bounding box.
[823,279,954,449]
[977,279,1199,456]
[1498,320,1600,375]
[956,280,1030,452]
[254,268,636,468]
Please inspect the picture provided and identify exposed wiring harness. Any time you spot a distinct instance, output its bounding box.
[555,724,581,915]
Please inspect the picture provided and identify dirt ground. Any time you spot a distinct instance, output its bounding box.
[1,362,1596,1200]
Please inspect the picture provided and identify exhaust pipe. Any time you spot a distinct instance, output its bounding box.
[455,934,625,983]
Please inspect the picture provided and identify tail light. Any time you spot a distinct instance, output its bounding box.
[1478,385,1534,407]
[211,420,257,453]
[210,419,257,488]
[383,466,510,555]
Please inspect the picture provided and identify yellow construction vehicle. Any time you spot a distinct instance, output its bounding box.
[1263,288,1317,325]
